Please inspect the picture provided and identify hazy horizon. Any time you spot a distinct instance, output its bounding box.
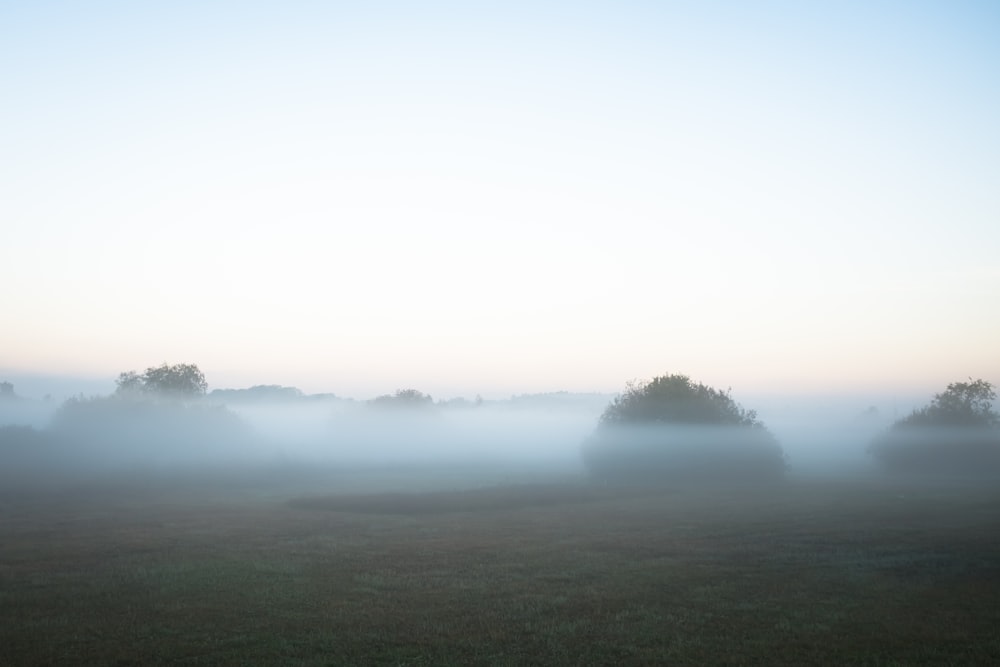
[0,365,942,412]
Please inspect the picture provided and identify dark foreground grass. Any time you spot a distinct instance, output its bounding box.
[1,470,999,666]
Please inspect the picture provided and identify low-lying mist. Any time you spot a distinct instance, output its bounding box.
[0,393,608,490]
[0,384,954,493]
[751,395,896,476]
[231,399,600,467]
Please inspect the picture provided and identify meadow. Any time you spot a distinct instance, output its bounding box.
[2,466,999,666]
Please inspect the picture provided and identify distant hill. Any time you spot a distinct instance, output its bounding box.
[209,385,341,404]
[501,391,614,413]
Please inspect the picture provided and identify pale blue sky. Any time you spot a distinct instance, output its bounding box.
[2,1,998,398]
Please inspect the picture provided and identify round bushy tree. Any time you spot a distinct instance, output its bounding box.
[50,363,249,470]
[869,378,1000,474]
[583,374,784,484]
[116,363,208,399]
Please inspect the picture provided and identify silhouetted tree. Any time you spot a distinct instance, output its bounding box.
[116,363,208,398]
[583,374,784,484]
[894,379,997,429]
[869,378,1000,474]
[599,375,764,428]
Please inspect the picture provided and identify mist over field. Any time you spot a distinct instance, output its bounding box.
[747,394,900,474]
[0,374,938,487]
[2,367,999,666]
[4,375,1000,665]
[0,385,607,484]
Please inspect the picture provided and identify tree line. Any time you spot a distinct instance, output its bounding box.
[2,363,999,482]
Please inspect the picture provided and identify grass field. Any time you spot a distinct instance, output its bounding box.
[2,466,999,666]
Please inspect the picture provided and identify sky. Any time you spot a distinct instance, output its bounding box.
[2,1,999,400]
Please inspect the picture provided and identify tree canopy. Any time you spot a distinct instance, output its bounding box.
[893,379,998,429]
[599,374,766,428]
[116,363,208,398]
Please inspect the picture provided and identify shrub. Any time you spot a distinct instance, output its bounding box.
[869,379,1000,475]
[49,394,251,467]
[583,374,784,484]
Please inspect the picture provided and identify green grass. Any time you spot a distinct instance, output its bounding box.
[1,469,999,665]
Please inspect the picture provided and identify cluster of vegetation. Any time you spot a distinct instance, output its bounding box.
[582,374,786,484]
[0,364,250,475]
[115,362,208,398]
[598,375,765,428]
[368,388,435,410]
[869,379,1000,474]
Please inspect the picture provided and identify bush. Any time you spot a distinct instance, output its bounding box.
[49,394,252,468]
[583,374,784,484]
[869,379,1000,475]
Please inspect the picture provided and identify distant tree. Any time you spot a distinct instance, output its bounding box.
[894,379,997,429]
[583,374,784,484]
[869,379,1000,474]
[0,381,15,399]
[369,389,434,410]
[599,375,764,428]
[116,363,208,398]
[116,371,143,394]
